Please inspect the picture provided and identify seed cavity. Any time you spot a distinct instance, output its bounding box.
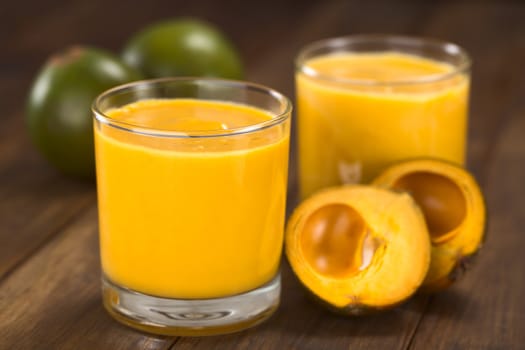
[393,171,466,244]
[301,203,376,278]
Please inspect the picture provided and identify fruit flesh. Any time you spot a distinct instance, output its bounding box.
[286,186,431,310]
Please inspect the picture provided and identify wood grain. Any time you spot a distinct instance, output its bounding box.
[0,206,174,349]
[0,0,524,349]
[0,70,96,279]
[0,114,95,280]
[405,3,525,349]
[408,94,525,350]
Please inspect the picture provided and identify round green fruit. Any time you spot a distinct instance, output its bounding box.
[26,46,142,179]
[122,19,244,80]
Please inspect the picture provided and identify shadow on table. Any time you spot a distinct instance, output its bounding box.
[416,287,481,322]
[250,263,430,340]
[262,264,480,339]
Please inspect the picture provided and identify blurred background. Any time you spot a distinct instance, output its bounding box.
[1,0,523,221]
[1,1,525,348]
[4,0,524,174]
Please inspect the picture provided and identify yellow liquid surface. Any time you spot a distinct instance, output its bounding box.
[95,99,289,299]
[296,52,469,198]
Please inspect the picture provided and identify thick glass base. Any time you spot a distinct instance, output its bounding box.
[102,274,280,336]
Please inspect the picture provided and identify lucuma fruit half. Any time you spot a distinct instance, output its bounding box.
[285,185,431,314]
[373,159,486,292]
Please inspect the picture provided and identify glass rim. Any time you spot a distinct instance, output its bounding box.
[92,77,292,139]
[295,34,471,86]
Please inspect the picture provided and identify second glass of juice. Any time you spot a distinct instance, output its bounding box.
[93,78,291,336]
[295,35,471,199]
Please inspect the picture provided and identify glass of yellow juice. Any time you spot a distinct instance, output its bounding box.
[92,78,291,336]
[295,35,471,199]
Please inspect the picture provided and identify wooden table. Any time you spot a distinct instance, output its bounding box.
[1,0,524,348]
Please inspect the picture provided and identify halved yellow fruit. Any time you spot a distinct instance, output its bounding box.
[285,185,431,314]
[373,159,486,292]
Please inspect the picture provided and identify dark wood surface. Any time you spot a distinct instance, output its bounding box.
[1,0,524,349]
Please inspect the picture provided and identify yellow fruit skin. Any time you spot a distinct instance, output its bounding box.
[372,158,486,292]
[285,185,431,313]
[420,212,485,293]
